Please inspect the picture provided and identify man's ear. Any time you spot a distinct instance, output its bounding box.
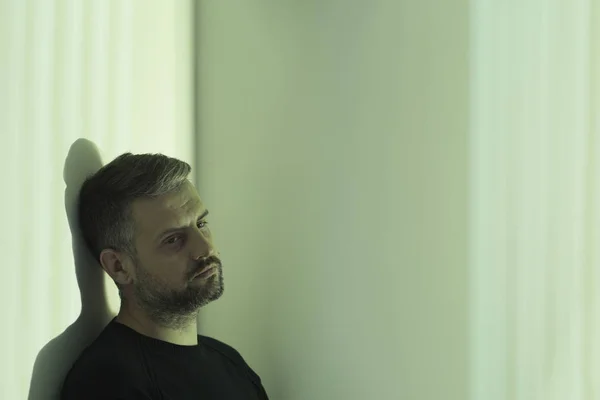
[99,249,134,286]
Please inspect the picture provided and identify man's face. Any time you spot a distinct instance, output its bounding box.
[126,180,223,326]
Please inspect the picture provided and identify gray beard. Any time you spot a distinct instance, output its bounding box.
[132,262,224,331]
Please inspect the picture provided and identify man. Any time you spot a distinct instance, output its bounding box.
[61,152,269,399]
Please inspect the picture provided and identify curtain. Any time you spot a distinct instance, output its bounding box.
[0,1,193,399]
[469,0,600,399]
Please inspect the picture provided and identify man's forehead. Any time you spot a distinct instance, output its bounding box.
[132,185,205,232]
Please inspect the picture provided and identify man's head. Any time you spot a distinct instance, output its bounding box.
[78,153,223,328]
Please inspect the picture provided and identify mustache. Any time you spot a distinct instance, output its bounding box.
[190,255,221,277]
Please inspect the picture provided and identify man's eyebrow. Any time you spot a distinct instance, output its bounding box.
[156,209,209,241]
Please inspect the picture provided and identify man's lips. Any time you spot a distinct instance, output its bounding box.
[192,264,217,279]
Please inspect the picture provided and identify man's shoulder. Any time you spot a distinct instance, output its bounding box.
[61,325,151,399]
[67,337,137,373]
[198,334,244,361]
[68,323,139,370]
[61,354,148,400]
[198,335,264,385]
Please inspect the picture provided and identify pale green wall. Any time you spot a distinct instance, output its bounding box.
[195,2,468,399]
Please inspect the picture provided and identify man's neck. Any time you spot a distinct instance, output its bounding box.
[115,301,199,346]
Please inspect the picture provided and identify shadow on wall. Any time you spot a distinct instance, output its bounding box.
[28,139,115,400]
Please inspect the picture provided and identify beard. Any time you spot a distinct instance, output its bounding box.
[132,255,224,330]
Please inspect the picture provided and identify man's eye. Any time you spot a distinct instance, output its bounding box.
[166,235,181,245]
[197,220,208,229]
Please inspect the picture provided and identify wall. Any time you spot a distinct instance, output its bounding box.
[195,1,469,399]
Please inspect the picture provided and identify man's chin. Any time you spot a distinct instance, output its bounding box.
[205,277,224,304]
[187,267,224,305]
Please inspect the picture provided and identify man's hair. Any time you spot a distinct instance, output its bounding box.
[78,152,192,263]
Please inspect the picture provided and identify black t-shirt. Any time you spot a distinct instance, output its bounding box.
[60,318,269,400]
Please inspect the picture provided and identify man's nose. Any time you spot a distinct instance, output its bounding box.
[190,228,212,260]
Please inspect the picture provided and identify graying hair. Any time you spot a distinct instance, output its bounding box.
[78,152,192,264]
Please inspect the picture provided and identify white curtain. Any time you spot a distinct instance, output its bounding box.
[469,0,600,399]
[0,1,193,399]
